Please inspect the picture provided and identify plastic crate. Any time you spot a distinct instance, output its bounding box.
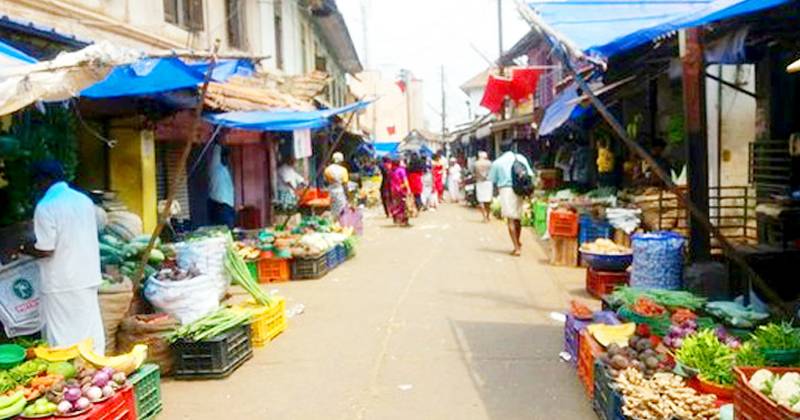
[549,210,578,238]
[586,268,630,299]
[593,361,626,420]
[291,253,328,280]
[257,258,291,283]
[734,366,800,420]
[344,240,356,260]
[325,247,340,270]
[59,385,136,420]
[128,364,161,420]
[235,297,287,347]
[172,324,253,379]
[534,201,548,236]
[577,329,604,398]
[579,215,614,245]
[564,314,592,367]
[246,261,259,282]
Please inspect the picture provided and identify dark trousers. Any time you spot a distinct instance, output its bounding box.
[208,200,236,228]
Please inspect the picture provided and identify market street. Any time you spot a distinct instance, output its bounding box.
[161,204,595,420]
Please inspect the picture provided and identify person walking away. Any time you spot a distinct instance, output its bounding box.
[208,144,235,228]
[447,157,463,203]
[422,159,438,210]
[388,158,411,226]
[275,156,306,213]
[407,153,425,212]
[431,152,446,201]
[24,160,105,353]
[490,148,534,256]
[474,151,493,222]
[324,152,350,221]
[378,157,393,218]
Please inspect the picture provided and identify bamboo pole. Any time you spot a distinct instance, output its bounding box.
[130,40,221,296]
[512,0,791,314]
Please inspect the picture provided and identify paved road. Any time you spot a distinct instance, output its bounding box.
[161,204,596,420]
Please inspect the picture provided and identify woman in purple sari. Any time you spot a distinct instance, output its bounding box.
[389,158,411,226]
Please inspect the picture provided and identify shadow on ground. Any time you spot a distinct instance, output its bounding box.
[448,319,594,420]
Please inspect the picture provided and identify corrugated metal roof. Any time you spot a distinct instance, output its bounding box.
[0,14,89,55]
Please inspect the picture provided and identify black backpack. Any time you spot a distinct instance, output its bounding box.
[511,155,534,197]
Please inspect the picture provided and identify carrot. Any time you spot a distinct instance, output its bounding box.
[570,300,593,319]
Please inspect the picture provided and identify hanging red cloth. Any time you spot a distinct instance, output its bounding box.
[510,68,542,104]
[480,75,513,114]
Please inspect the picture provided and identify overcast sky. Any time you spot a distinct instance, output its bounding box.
[336,0,531,131]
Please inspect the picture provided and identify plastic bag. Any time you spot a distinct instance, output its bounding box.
[143,274,220,324]
[173,236,230,299]
[631,231,685,290]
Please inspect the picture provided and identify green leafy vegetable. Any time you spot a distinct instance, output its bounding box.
[168,307,253,343]
[751,322,800,351]
[610,287,706,310]
[675,329,736,386]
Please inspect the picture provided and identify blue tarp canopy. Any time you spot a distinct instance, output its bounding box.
[204,100,372,132]
[372,142,400,157]
[185,59,254,82]
[81,57,205,98]
[0,39,36,67]
[528,0,791,57]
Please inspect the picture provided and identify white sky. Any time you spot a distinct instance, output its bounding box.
[336,0,531,131]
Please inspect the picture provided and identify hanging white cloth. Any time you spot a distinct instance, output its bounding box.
[293,128,312,159]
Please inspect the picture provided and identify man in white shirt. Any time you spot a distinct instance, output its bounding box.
[24,160,105,353]
[275,156,306,211]
[489,146,534,257]
[208,144,235,228]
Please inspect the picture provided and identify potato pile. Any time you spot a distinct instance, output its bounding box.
[615,368,719,419]
[599,332,673,378]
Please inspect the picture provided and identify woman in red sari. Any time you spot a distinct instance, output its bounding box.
[431,152,445,201]
[388,158,411,226]
[407,152,425,212]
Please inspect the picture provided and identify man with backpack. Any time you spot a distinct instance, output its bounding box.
[489,145,534,256]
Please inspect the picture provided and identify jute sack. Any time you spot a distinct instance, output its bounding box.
[98,278,134,355]
[117,313,179,376]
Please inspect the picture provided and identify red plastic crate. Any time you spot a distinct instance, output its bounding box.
[38,386,136,420]
[734,366,800,420]
[586,268,630,299]
[257,257,291,283]
[577,330,605,398]
[549,210,579,238]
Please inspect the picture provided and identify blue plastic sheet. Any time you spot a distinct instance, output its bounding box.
[528,0,790,57]
[204,100,372,132]
[185,59,254,82]
[81,57,205,98]
[0,39,36,66]
[538,84,580,136]
[372,142,400,157]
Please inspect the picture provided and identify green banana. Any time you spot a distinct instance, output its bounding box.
[0,394,27,419]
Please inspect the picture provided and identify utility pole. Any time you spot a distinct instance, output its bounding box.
[441,64,447,145]
[496,0,506,157]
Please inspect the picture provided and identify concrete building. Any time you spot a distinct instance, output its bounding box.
[349,70,425,142]
[0,0,361,106]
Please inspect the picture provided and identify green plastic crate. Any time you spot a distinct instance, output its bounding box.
[534,201,548,236]
[129,364,162,420]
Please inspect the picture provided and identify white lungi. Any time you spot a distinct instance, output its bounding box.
[476,181,493,203]
[42,287,106,355]
[498,187,523,220]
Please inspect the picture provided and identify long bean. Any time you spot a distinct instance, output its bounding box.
[224,244,274,306]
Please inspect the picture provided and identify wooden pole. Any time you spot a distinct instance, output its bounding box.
[512,0,791,315]
[130,40,221,295]
[681,28,711,262]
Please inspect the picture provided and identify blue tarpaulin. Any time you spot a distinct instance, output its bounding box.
[528,0,791,57]
[0,39,36,66]
[372,142,400,157]
[538,84,580,136]
[81,57,205,98]
[185,59,254,82]
[204,100,372,132]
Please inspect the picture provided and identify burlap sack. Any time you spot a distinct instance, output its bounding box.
[99,279,134,355]
[117,314,179,376]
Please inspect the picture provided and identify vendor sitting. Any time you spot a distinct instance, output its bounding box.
[276,156,306,212]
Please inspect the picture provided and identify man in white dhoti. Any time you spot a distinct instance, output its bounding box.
[24,160,105,354]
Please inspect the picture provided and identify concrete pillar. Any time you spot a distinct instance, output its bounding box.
[108,118,157,234]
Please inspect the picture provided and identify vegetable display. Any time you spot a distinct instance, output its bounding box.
[751,322,800,352]
[580,238,631,255]
[705,301,769,328]
[169,307,253,343]
[224,244,274,306]
[44,363,128,416]
[569,300,592,319]
[632,297,666,317]
[610,287,706,310]
[614,368,718,419]
[597,327,673,378]
[675,329,736,386]
[663,318,697,349]
[748,369,800,412]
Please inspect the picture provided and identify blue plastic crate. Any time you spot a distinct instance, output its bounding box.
[579,215,614,245]
[593,361,626,420]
